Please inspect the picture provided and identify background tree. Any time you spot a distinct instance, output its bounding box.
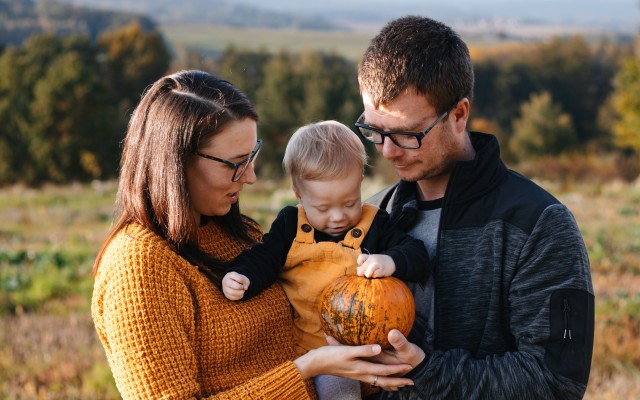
[0,45,30,184]
[297,50,360,123]
[509,91,577,160]
[0,34,118,185]
[472,36,618,150]
[528,36,616,143]
[26,45,116,183]
[0,22,171,186]
[612,49,640,153]
[218,46,271,102]
[254,50,303,176]
[474,59,536,135]
[98,22,170,117]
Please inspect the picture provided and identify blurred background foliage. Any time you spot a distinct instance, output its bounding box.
[0,0,640,185]
[1,0,640,398]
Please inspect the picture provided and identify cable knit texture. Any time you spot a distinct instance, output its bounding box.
[92,221,316,399]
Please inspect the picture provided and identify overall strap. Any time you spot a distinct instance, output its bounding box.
[340,203,379,249]
[293,205,316,244]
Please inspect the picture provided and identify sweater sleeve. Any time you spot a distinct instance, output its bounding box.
[204,362,312,400]
[96,238,312,400]
[229,207,296,300]
[366,210,431,282]
[98,247,201,399]
[397,204,594,400]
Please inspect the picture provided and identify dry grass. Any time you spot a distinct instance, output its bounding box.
[0,310,118,399]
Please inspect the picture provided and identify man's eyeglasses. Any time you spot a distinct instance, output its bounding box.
[193,139,262,182]
[354,106,454,149]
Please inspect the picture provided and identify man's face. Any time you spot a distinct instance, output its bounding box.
[361,89,460,185]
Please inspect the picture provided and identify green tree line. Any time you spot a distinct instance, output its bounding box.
[0,23,170,185]
[471,36,635,162]
[1,24,640,186]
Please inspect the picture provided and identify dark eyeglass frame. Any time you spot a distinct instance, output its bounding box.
[354,105,455,149]
[193,138,262,182]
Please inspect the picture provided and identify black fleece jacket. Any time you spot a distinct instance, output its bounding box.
[367,132,594,400]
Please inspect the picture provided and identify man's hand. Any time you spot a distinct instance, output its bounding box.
[365,329,426,391]
[324,329,425,392]
[299,335,414,391]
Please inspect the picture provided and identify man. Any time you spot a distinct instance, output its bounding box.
[357,16,594,399]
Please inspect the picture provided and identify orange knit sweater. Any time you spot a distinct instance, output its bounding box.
[92,221,316,399]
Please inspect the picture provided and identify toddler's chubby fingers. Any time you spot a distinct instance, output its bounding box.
[363,263,382,278]
[225,272,249,289]
[357,259,367,277]
[357,253,369,266]
[224,289,244,301]
[358,260,381,278]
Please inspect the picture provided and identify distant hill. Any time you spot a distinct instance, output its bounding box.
[0,0,157,47]
[233,0,639,34]
[58,0,341,31]
[54,0,638,40]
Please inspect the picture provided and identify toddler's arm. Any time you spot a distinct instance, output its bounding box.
[222,271,250,300]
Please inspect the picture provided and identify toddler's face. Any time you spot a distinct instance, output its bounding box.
[295,169,363,237]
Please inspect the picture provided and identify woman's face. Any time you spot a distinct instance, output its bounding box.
[186,118,258,221]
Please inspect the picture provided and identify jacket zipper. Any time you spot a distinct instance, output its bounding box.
[563,298,572,340]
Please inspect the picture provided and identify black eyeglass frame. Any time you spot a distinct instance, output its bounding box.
[354,105,456,149]
[193,138,262,182]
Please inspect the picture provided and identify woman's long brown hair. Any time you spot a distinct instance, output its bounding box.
[93,70,259,287]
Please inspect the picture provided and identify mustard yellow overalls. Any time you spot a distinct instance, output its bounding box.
[280,203,379,355]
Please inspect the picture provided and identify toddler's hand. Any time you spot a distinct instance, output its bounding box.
[222,272,250,300]
[357,253,396,278]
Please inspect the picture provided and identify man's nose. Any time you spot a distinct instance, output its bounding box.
[380,137,403,159]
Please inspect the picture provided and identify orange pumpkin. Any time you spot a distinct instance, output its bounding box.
[317,275,415,349]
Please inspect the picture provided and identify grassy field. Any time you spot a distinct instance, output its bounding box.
[160,24,536,62]
[161,23,376,61]
[1,176,639,398]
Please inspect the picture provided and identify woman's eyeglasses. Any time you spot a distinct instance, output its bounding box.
[193,139,262,182]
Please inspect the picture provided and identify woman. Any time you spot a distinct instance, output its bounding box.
[91,70,415,399]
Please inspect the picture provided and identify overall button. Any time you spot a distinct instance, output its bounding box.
[351,229,362,238]
[301,224,312,232]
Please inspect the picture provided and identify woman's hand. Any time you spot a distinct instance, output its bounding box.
[293,333,416,391]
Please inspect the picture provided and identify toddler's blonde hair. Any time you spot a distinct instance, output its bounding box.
[283,120,367,191]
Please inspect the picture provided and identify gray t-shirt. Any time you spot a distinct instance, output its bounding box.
[406,199,442,352]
